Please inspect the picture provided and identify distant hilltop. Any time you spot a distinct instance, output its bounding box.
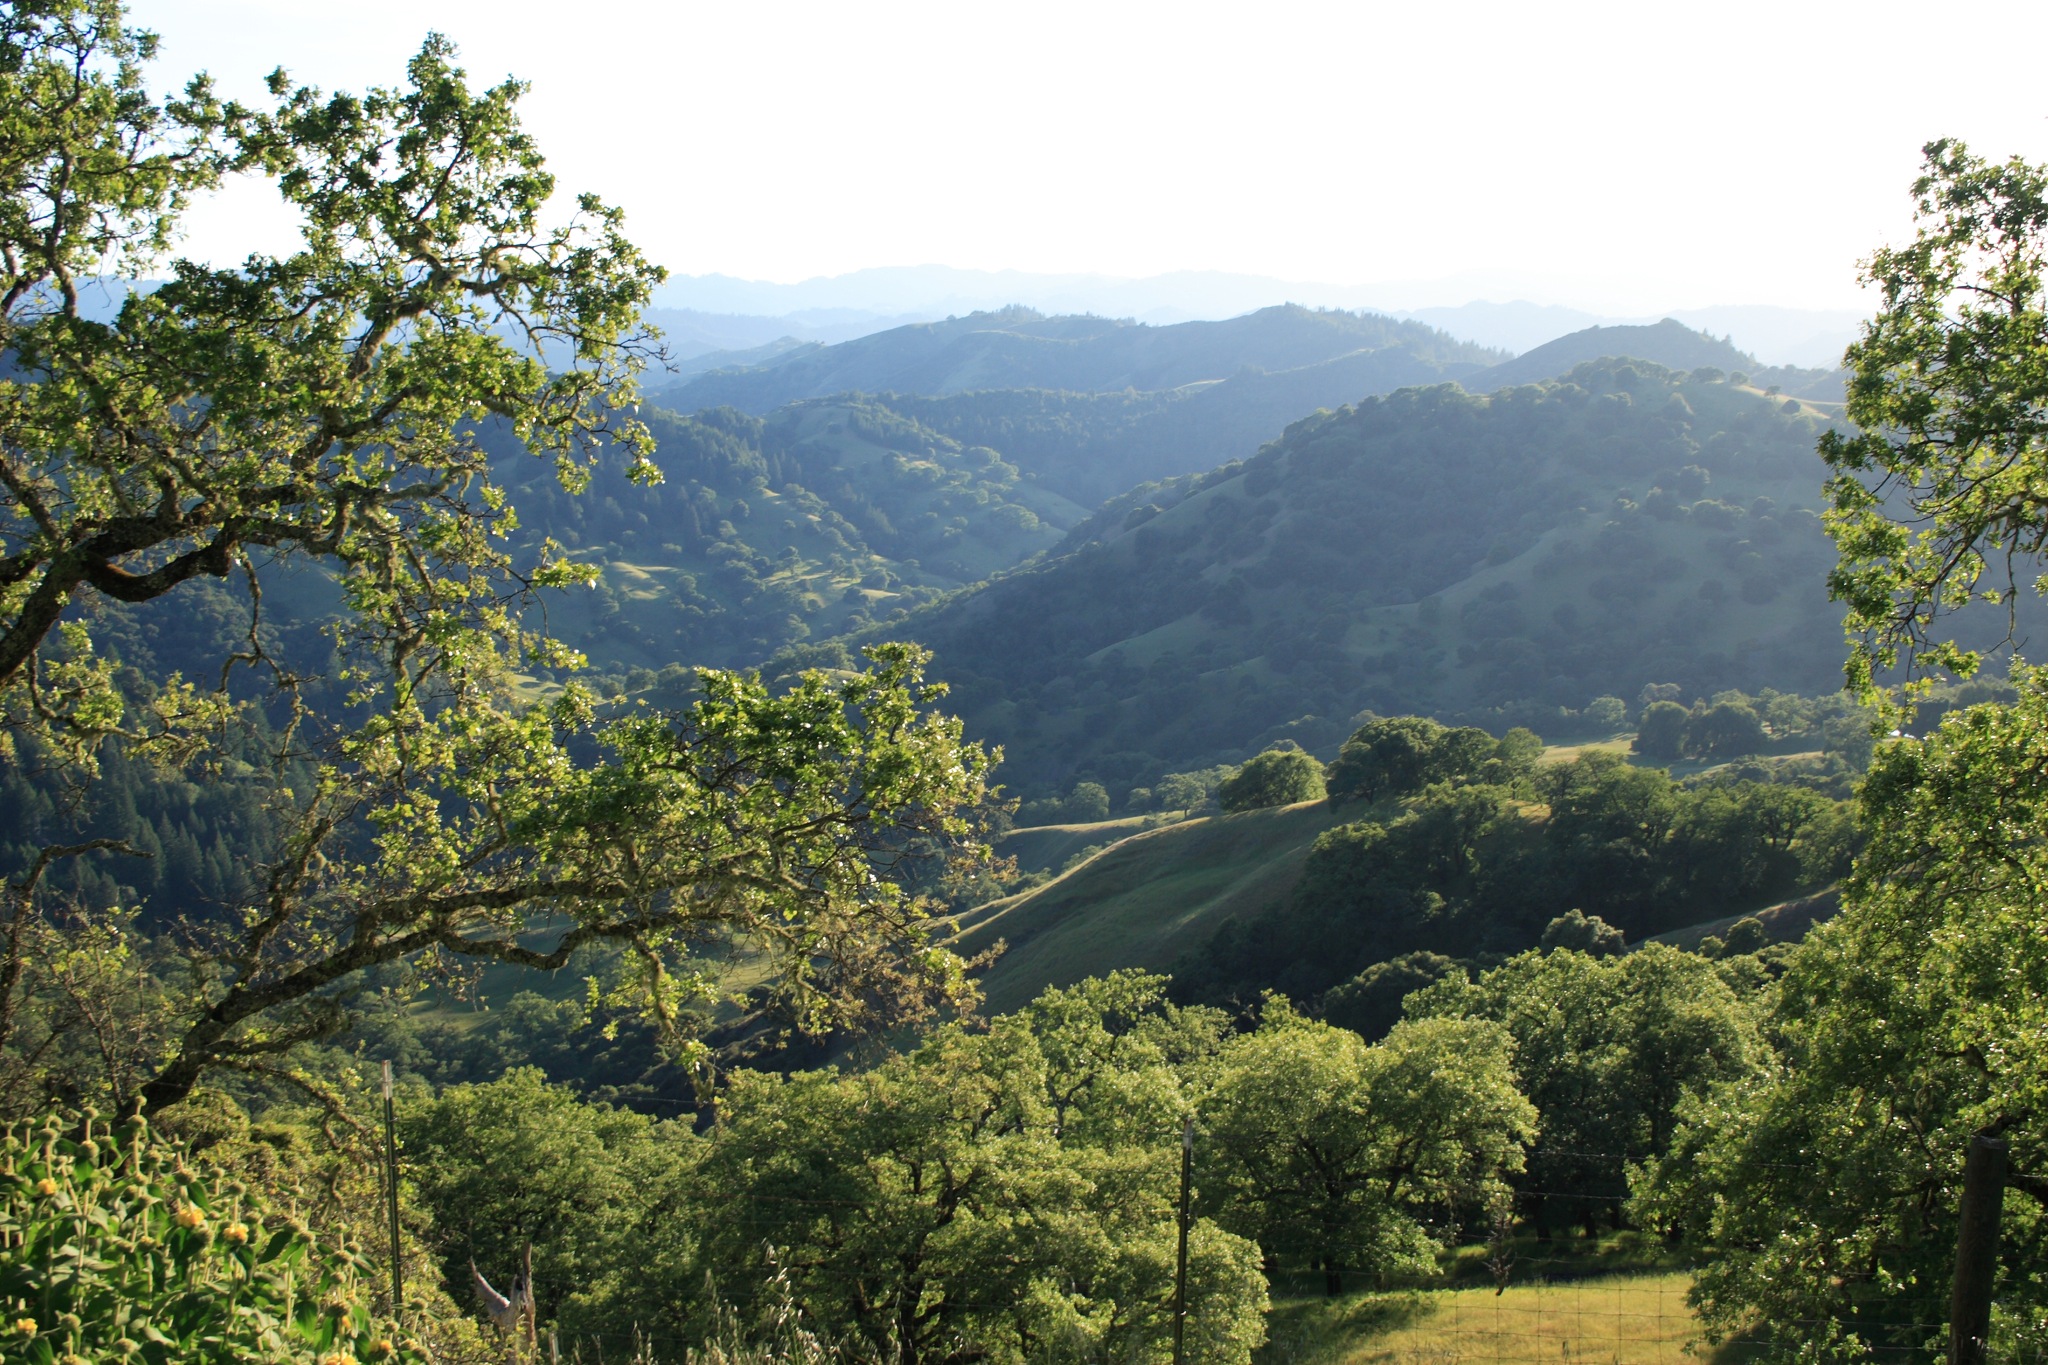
[650,265,1865,368]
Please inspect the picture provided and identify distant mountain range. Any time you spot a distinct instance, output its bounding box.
[642,307,931,363]
[650,266,1866,368]
[1468,319,1844,399]
[490,310,1881,801]
[649,305,1500,416]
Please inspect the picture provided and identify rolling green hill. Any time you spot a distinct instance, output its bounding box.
[954,726,1856,1017]
[1468,319,1751,390]
[652,304,1501,415]
[491,398,1090,671]
[880,343,1485,506]
[875,359,1858,793]
[1468,318,1844,399]
[953,801,1346,1014]
[484,310,1513,675]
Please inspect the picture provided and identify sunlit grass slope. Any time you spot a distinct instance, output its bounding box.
[955,801,1347,1013]
[997,815,1162,876]
[1263,1274,1702,1365]
[959,730,1842,1012]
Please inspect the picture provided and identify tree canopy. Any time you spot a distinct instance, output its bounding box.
[1,6,660,757]
[1216,745,1325,812]
[1823,139,2048,697]
[1201,1004,1534,1297]
[1649,138,2048,1360]
[0,2,1000,1117]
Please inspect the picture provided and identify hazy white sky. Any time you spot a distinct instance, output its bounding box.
[132,0,2048,315]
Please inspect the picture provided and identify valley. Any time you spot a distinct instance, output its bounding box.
[13,13,2048,1365]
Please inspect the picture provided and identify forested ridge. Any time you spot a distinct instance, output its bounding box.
[7,6,2048,1364]
[649,303,1502,414]
[877,363,1868,792]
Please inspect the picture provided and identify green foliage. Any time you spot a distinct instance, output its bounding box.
[400,1069,699,1341]
[1201,1004,1535,1296]
[1015,779,1113,827]
[0,2,1010,1131]
[1632,701,1690,759]
[1685,699,1766,758]
[1143,766,1237,817]
[1216,747,1326,812]
[1634,686,1879,766]
[1,11,660,759]
[1719,915,1770,956]
[1325,717,1532,805]
[1639,678,2048,1359]
[1407,945,1760,1239]
[694,973,1268,1365]
[1626,143,2048,1355]
[1537,909,1625,955]
[1581,695,1629,731]
[1317,952,1461,1042]
[1179,749,1849,1008]
[1821,139,2048,698]
[0,1110,416,1364]
[106,642,998,1114]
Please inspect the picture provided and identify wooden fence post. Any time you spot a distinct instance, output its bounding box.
[1174,1113,1193,1365]
[1950,1134,2007,1365]
[383,1060,403,1326]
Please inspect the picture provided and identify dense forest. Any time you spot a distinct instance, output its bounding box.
[878,363,1857,791]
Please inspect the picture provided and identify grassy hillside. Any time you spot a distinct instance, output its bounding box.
[1646,886,1842,950]
[1266,1272,1703,1365]
[996,815,1163,875]
[653,304,1501,415]
[954,801,1347,1013]
[949,718,1860,1016]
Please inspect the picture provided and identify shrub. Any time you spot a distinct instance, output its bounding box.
[0,1111,417,1365]
[1217,748,1326,812]
[1634,700,1691,760]
[1539,909,1626,956]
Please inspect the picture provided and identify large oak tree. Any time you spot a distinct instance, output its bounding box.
[0,0,998,1115]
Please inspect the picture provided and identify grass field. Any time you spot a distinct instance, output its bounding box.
[999,815,1169,875]
[955,800,1346,1013]
[1262,1273,1704,1365]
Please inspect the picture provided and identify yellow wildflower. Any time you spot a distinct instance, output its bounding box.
[224,1221,249,1244]
[13,1318,35,1336]
[174,1204,205,1230]
[33,1177,56,1197]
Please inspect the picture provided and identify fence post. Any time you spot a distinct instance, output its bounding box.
[1174,1113,1193,1365]
[383,1060,404,1327]
[1950,1134,2007,1365]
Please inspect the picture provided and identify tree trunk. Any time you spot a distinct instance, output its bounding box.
[1323,1258,1343,1297]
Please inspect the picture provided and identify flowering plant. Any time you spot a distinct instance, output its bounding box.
[0,1112,422,1365]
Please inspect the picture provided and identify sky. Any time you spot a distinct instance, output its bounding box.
[132,0,2048,316]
